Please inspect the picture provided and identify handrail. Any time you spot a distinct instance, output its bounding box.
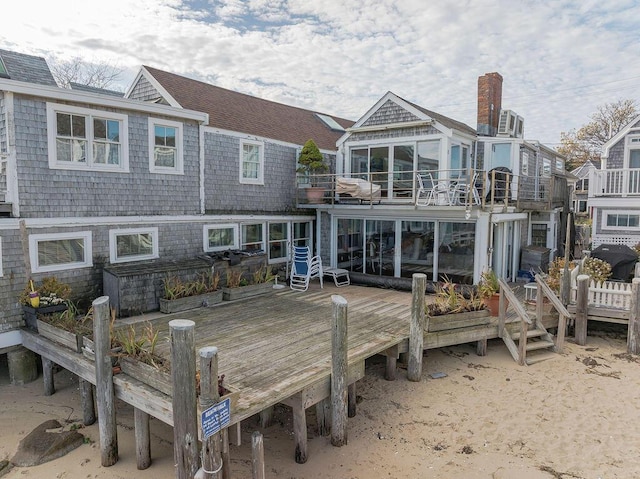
[535,274,571,353]
[497,278,531,365]
[534,275,571,319]
[498,278,532,324]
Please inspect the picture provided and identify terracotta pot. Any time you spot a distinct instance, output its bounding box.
[485,293,501,317]
[305,186,325,203]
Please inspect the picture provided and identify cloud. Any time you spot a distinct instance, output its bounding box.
[2,0,640,145]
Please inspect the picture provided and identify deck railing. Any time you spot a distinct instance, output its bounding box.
[296,168,562,210]
[590,168,640,197]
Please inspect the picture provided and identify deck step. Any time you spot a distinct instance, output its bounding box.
[510,328,547,340]
[526,351,558,365]
[525,339,555,352]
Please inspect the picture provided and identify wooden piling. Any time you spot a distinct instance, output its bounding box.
[199,346,223,479]
[384,345,398,381]
[134,408,151,470]
[80,379,96,425]
[251,431,265,479]
[170,319,199,479]
[316,399,330,436]
[627,278,640,354]
[259,406,274,428]
[408,273,426,382]
[93,296,118,467]
[42,357,55,396]
[331,294,348,447]
[221,428,231,479]
[575,274,590,345]
[292,396,308,463]
[348,383,356,418]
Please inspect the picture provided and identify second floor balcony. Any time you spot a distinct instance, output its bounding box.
[296,169,568,212]
[590,168,640,197]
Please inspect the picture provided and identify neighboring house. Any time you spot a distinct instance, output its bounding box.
[570,159,599,216]
[298,72,570,285]
[589,116,640,248]
[0,50,352,353]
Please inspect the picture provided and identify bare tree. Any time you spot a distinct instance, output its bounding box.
[558,99,638,170]
[48,56,123,90]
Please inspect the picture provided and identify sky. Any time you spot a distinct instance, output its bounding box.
[3,0,640,148]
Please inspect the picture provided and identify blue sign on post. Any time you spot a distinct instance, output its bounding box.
[201,397,231,439]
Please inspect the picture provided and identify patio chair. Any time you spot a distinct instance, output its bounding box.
[290,246,324,292]
[451,172,481,205]
[416,172,453,206]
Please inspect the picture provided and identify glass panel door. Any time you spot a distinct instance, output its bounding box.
[370,147,389,195]
[437,222,475,284]
[400,221,435,280]
[336,218,364,272]
[365,220,395,276]
[392,145,414,198]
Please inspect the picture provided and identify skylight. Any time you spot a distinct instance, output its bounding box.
[316,113,344,132]
[0,56,8,79]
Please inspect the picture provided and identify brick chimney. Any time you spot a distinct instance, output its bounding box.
[477,72,503,137]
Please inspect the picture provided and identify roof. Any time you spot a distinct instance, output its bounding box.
[141,66,354,151]
[0,49,57,87]
[403,97,477,136]
[570,159,600,177]
[70,82,124,97]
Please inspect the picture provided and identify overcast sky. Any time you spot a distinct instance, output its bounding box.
[3,0,640,147]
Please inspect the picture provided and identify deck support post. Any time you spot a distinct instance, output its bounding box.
[134,408,151,470]
[42,357,55,395]
[384,345,398,381]
[199,346,223,479]
[7,346,37,385]
[93,296,118,467]
[476,338,487,356]
[331,295,348,447]
[575,274,590,345]
[259,406,274,428]
[80,379,96,425]
[316,399,330,436]
[292,395,308,463]
[251,431,265,479]
[408,273,426,382]
[221,428,231,479]
[170,319,199,479]
[627,278,640,354]
[348,383,356,418]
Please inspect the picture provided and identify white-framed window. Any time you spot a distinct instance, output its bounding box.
[109,228,158,263]
[626,135,640,169]
[29,231,93,273]
[240,140,264,184]
[241,223,265,251]
[149,118,184,174]
[204,224,239,252]
[268,222,289,263]
[47,103,128,171]
[576,200,587,213]
[293,221,312,248]
[603,212,640,230]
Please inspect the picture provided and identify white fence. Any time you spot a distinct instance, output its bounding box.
[570,280,632,309]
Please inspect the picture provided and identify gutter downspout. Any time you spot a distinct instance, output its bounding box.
[199,123,205,215]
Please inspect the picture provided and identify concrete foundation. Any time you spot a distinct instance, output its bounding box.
[7,346,38,385]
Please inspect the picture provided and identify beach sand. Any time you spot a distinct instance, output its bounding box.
[1,327,639,479]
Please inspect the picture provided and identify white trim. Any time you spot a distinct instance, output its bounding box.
[0,214,315,229]
[241,222,266,251]
[125,66,182,108]
[0,236,3,277]
[0,330,22,350]
[46,102,130,172]
[109,227,159,263]
[601,115,640,159]
[29,231,93,273]
[346,120,434,133]
[199,124,206,214]
[203,223,239,252]
[267,220,291,264]
[148,117,184,175]
[602,210,640,231]
[239,139,264,185]
[0,77,207,122]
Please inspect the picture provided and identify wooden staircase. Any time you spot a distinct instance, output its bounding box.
[497,277,572,366]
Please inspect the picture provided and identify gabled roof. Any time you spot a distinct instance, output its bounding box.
[402,97,477,137]
[601,114,640,158]
[570,159,600,178]
[136,66,354,151]
[0,49,57,87]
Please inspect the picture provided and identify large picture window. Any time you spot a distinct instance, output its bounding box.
[204,224,239,252]
[30,231,92,273]
[240,140,264,184]
[47,103,128,171]
[109,228,158,263]
[149,118,183,174]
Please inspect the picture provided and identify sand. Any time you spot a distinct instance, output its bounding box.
[1,328,639,479]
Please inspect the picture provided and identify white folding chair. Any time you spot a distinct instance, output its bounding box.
[289,246,324,292]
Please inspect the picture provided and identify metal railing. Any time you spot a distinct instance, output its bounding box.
[296,168,565,210]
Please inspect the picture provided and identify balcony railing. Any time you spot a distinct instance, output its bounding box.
[296,168,565,210]
[590,169,640,197]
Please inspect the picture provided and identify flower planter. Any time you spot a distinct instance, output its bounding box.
[427,309,491,332]
[22,304,68,331]
[484,293,501,317]
[305,186,326,204]
[120,356,240,409]
[36,319,83,353]
[159,290,223,314]
[81,337,121,366]
[222,282,274,301]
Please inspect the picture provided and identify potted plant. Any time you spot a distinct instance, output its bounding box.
[297,139,328,203]
[20,277,72,331]
[222,265,276,301]
[159,271,222,314]
[478,269,500,316]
